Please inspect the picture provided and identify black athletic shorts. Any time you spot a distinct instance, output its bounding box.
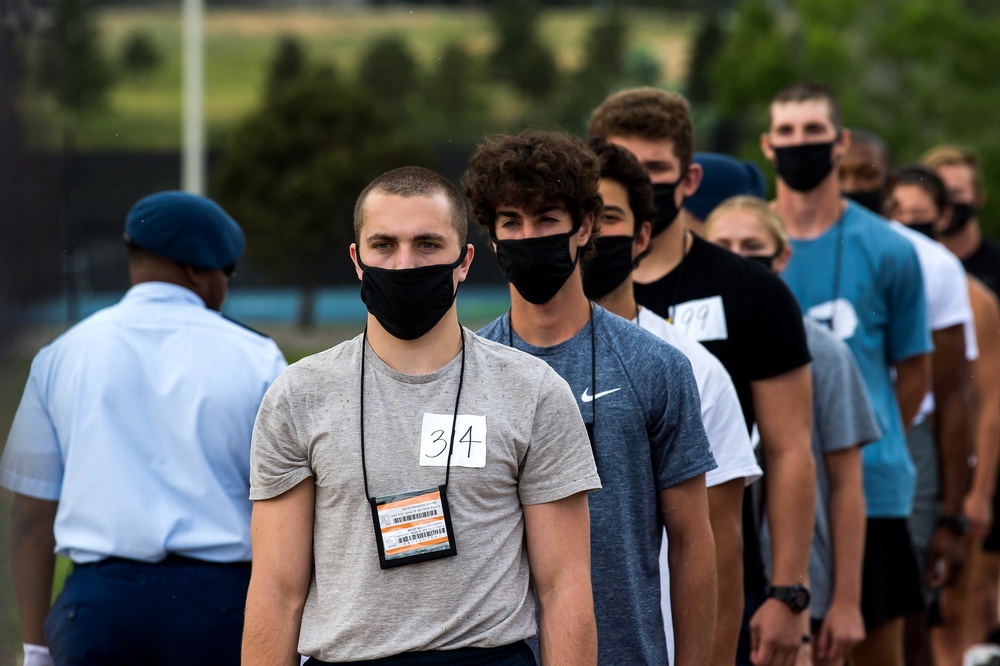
[860,518,926,632]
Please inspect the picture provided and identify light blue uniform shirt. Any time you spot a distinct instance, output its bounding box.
[0,282,287,563]
[782,201,931,518]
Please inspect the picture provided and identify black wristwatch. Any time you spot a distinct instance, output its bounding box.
[936,514,970,536]
[765,584,811,614]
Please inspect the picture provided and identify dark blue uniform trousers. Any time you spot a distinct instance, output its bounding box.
[44,556,251,666]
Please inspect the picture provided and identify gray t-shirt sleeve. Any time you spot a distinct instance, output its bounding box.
[518,366,602,505]
[249,374,314,500]
[811,324,883,454]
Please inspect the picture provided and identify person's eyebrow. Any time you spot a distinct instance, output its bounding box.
[602,204,627,216]
[496,208,523,218]
[412,232,448,242]
[533,205,566,216]
[365,232,397,243]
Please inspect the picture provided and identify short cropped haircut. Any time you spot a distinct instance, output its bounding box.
[705,196,790,255]
[354,166,469,245]
[462,129,603,261]
[770,82,842,131]
[588,88,694,168]
[890,165,950,216]
[589,137,655,237]
[919,145,983,195]
[850,129,892,168]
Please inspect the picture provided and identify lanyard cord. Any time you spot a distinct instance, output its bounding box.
[508,302,596,449]
[360,324,467,499]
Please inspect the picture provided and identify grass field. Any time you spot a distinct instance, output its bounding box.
[20,6,696,150]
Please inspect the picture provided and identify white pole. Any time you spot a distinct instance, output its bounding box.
[182,0,204,194]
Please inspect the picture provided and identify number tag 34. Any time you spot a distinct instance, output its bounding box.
[419,413,487,468]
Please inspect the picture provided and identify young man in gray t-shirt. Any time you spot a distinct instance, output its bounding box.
[465,130,718,666]
[244,167,602,665]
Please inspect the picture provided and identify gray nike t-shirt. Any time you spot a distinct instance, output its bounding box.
[250,329,601,661]
[480,306,716,666]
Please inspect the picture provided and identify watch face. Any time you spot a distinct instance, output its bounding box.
[793,587,809,609]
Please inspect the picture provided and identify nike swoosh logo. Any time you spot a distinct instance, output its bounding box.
[581,388,621,403]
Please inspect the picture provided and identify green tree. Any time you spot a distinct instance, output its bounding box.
[685,11,722,104]
[38,0,113,115]
[357,35,419,109]
[265,35,308,97]
[213,70,425,328]
[552,9,629,133]
[488,0,558,101]
[424,42,475,117]
[120,30,161,76]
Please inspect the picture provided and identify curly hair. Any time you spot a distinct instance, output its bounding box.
[462,129,602,261]
[587,88,694,169]
[589,137,655,236]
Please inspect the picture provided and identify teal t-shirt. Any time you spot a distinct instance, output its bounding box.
[782,200,931,518]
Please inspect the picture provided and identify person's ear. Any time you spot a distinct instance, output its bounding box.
[833,128,852,163]
[577,213,594,247]
[772,245,793,274]
[456,244,475,283]
[350,243,363,281]
[682,162,703,198]
[760,132,775,161]
[633,221,653,260]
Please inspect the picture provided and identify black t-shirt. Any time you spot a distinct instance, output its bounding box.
[963,235,1000,297]
[634,233,812,596]
[634,234,811,428]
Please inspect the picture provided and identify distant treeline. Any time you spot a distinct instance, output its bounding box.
[89,0,738,8]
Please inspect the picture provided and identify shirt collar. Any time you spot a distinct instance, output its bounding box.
[122,282,207,307]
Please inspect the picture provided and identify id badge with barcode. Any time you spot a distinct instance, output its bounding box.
[369,485,457,569]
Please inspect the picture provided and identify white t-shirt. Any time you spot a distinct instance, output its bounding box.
[891,222,978,423]
[635,305,762,663]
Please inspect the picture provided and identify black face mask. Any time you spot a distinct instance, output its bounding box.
[745,251,781,272]
[357,245,467,341]
[651,172,686,237]
[845,188,884,215]
[773,140,836,192]
[945,202,978,235]
[907,221,937,239]
[492,223,581,305]
[582,235,635,300]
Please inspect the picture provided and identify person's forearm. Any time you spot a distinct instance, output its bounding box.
[971,408,1000,501]
[935,388,973,515]
[537,576,598,665]
[826,479,865,609]
[895,355,931,435]
[241,580,305,666]
[10,497,57,645]
[765,447,815,584]
[669,529,718,665]
[707,481,743,666]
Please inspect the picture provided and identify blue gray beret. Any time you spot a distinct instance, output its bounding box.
[685,152,767,222]
[124,191,245,269]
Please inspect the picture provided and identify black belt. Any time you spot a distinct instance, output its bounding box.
[75,554,251,570]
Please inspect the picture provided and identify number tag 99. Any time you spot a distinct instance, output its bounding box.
[669,295,728,342]
[419,413,487,468]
